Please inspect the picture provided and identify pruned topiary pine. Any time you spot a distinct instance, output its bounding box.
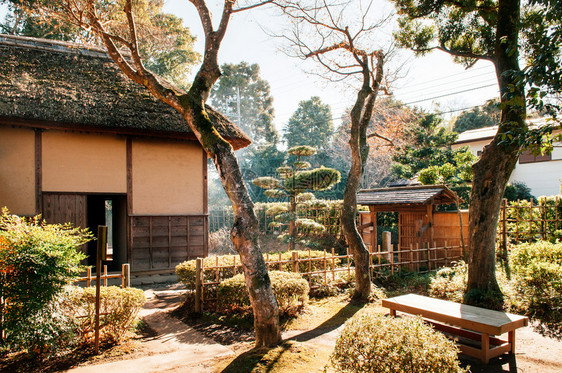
[252,145,340,251]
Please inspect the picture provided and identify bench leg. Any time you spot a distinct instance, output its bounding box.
[508,330,515,354]
[481,332,490,364]
[389,309,396,317]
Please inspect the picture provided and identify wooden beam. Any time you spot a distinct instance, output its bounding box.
[126,137,133,215]
[126,137,133,270]
[34,128,42,214]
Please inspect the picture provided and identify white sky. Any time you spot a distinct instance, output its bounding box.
[161,0,500,131]
[0,1,501,132]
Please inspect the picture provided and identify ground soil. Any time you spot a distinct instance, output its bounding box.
[2,285,561,372]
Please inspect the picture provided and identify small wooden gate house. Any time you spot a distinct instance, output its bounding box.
[0,35,250,274]
[357,185,469,255]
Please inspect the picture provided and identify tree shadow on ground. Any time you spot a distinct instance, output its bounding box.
[219,300,366,372]
[287,300,366,342]
[459,353,518,373]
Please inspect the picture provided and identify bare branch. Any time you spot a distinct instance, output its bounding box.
[233,0,275,13]
[367,132,395,146]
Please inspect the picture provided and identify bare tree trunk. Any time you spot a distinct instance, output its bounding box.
[340,53,384,302]
[181,81,281,347]
[465,0,526,306]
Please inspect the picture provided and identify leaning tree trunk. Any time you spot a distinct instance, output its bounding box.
[465,0,526,305]
[182,82,281,347]
[87,0,281,348]
[341,53,384,301]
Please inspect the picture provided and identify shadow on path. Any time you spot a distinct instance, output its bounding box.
[287,300,365,342]
[220,301,366,373]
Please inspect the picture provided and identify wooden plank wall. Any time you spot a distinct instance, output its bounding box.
[42,193,88,255]
[433,211,470,248]
[130,215,207,272]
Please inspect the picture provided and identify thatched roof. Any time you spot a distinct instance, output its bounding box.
[0,34,251,150]
[357,185,458,206]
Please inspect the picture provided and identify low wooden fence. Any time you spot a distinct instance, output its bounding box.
[74,263,131,288]
[498,197,562,249]
[193,244,463,312]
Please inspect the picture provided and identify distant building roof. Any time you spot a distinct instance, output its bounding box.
[357,185,458,206]
[388,177,421,188]
[0,34,251,150]
[454,118,553,145]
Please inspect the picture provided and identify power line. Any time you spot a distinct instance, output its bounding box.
[403,84,498,105]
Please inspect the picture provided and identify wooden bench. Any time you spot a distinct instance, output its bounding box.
[382,294,528,363]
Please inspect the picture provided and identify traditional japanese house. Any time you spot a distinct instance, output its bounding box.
[0,34,250,274]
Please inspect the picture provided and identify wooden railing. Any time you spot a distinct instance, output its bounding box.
[193,244,463,312]
[74,263,130,288]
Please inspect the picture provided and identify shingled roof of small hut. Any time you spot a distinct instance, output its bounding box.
[357,185,458,206]
[0,34,251,150]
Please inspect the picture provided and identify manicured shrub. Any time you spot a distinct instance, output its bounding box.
[509,241,562,338]
[0,209,91,352]
[331,310,466,373]
[63,285,146,344]
[429,261,467,303]
[216,271,309,317]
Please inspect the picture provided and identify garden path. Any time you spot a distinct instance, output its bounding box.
[65,286,233,373]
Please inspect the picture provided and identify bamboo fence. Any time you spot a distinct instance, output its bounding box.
[498,197,562,251]
[193,244,462,312]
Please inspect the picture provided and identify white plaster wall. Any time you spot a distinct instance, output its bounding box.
[453,130,562,197]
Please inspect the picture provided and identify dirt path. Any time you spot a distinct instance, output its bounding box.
[66,287,562,373]
[65,287,233,373]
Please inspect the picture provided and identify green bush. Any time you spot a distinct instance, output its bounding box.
[429,261,467,303]
[509,241,562,338]
[176,250,340,290]
[331,310,466,373]
[0,209,91,352]
[63,286,146,344]
[216,271,309,317]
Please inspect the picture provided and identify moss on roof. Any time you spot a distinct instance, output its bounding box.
[0,35,250,149]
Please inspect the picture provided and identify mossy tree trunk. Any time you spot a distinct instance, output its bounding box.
[465,0,526,304]
[85,0,281,346]
[340,52,385,302]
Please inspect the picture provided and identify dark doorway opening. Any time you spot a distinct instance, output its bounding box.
[86,194,127,271]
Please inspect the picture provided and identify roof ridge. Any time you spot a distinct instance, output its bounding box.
[0,33,124,60]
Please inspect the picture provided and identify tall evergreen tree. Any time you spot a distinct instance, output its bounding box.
[211,62,278,144]
[284,96,334,150]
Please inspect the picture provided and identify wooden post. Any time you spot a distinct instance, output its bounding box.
[292,251,299,273]
[122,263,130,288]
[409,244,414,271]
[382,231,391,262]
[86,267,91,287]
[323,250,327,284]
[427,242,431,271]
[369,206,377,253]
[103,265,108,287]
[95,225,107,355]
[390,244,394,275]
[195,258,203,313]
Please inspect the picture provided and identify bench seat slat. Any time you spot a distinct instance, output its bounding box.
[381,294,528,335]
